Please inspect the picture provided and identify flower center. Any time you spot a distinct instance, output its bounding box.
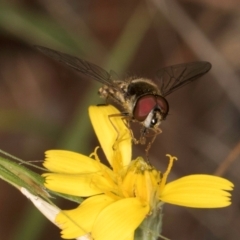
[120,157,161,207]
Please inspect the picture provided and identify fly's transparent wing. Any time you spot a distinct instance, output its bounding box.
[156,61,211,96]
[35,46,116,87]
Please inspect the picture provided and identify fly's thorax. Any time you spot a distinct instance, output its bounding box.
[127,78,161,97]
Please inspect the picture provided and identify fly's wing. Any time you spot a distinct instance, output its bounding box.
[156,61,211,96]
[35,46,117,88]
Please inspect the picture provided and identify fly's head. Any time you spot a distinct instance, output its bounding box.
[135,95,168,148]
[133,94,169,130]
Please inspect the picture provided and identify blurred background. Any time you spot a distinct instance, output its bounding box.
[0,0,239,239]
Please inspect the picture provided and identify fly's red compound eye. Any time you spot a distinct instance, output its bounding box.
[133,95,157,121]
[133,95,169,121]
[156,96,169,118]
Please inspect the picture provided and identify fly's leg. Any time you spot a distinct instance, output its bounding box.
[139,127,148,145]
[131,133,140,145]
[108,113,132,150]
[123,118,139,145]
[145,128,162,161]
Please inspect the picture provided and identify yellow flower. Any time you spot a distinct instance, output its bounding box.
[43,105,234,240]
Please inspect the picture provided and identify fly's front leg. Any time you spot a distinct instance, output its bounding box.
[139,127,148,145]
[124,119,139,145]
[145,128,162,160]
[108,112,132,150]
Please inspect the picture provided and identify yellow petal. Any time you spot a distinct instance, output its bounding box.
[43,150,101,173]
[92,198,149,240]
[43,172,114,196]
[56,195,115,239]
[160,175,234,208]
[89,105,131,167]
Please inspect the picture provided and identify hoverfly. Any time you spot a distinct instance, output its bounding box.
[35,46,211,153]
